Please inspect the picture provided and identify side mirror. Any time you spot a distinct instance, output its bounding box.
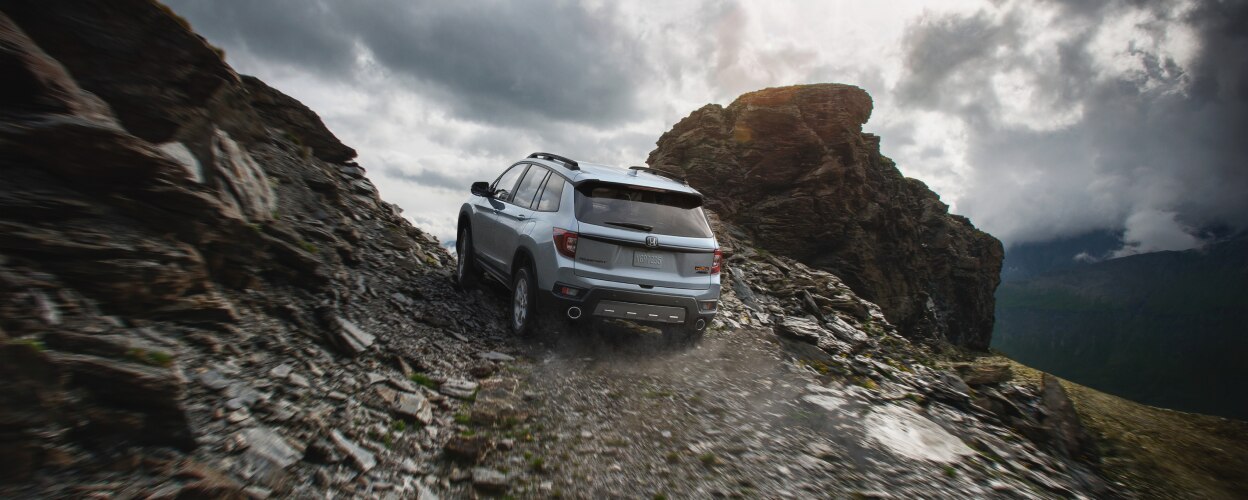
[471,181,492,198]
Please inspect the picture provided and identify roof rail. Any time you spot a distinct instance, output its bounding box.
[628,165,687,184]
[528,152,579,170]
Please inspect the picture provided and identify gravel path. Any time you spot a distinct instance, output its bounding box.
[430,311,1082,499]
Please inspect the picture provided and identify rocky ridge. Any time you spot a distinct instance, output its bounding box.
[648,84,1004,349]
[0,2,479,496]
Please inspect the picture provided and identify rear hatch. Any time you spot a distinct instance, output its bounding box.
[572,182,716,290]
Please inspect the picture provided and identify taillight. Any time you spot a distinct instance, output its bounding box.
[711,248,722,275]
[553,228,578,258]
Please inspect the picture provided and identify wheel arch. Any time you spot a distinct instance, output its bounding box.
[457,206,473,234]
[511,245,536,279]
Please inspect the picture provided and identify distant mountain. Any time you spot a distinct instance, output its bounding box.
[1000,231,1121,281]
[993,236,1248,420]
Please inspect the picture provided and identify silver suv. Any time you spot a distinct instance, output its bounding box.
[456,152,722,342]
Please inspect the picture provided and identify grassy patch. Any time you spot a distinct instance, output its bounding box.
[498,416,523,429]
[125,348,174,367]
[391,420,407,433]
[604,437,630,447]
[409,373,440,389]
[1005,357,1248,499]
[7,338,46,352]
[298,240,319,254]
[798,359,832,375]
[849,376,878,390]
[698,452,719,467]
[367,429,395,449]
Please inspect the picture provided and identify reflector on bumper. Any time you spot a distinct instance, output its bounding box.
[593,300,686,324]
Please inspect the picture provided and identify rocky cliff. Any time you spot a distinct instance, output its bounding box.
[0,1,467,495]
[648,84,1003,349]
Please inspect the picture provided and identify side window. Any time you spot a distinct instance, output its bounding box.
[535,174,566,212]
[491,164,527,202]
[511,166,548,209]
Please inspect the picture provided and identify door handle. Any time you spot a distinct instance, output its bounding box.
[516,214,528,220]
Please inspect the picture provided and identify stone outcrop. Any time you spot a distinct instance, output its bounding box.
[241,76,357,163]
[648,84,1003,349]
[0,2,460,495]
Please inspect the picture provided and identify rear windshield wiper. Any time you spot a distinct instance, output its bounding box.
[604,221,654,232]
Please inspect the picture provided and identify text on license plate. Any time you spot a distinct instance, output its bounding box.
[632,251,663,269]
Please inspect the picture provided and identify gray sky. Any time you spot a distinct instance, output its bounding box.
[164,0,1248,256]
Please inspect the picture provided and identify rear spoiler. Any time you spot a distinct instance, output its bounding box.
[574,179,704,204]
[628,165,687,184]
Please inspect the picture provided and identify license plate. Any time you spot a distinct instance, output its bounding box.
[632,251,663,269]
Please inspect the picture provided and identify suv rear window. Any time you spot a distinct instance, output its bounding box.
[574,183,713,238]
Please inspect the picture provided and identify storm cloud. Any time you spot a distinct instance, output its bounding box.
[164,0,1247,253]
[166,0,649,126]
[894,0,1248,252]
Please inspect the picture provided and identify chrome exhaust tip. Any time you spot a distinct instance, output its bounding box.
[694,318,706,331]
[567,306,582,320]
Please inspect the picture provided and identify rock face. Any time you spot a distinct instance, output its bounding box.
[241,76,357,164]
[648,84,1003,349]
[0,2,462,495]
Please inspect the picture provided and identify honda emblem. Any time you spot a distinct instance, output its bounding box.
[645,236,658,248]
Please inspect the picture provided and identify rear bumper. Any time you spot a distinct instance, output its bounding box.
[539,283,718,328]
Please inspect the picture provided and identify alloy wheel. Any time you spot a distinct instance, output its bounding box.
[513,274,528,330]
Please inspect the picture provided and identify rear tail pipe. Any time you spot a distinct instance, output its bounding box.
[566,306,582,320]
[694,318,706,331]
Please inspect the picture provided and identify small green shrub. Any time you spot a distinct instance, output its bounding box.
[298,240,319,254]
[126,348,174,367]
[409,373,440,389]
[698,452,718,466]
[7,338,45,352]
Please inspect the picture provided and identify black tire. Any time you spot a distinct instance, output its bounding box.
[510,265,538,336]
[455,226,480,290]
